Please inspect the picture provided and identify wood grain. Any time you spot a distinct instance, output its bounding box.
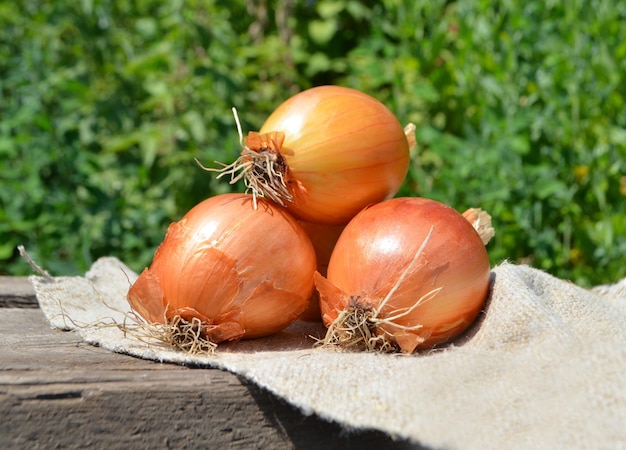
[0,276,37,308]
[0,280,420,449]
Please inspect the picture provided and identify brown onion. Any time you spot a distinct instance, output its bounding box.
[315,197,491,353]
[212,86,410,225]
[127,193,316,346]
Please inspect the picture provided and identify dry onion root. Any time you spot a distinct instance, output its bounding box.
[152,315,218,355]
[205,86,411,225]
[315,197,493,354]
[119,311,218,356]
[207,127,293,209]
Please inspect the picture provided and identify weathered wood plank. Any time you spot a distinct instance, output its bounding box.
[0,307,417,449]
[0,276,37,308]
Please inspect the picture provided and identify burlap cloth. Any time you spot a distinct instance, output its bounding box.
[31,257,626,449]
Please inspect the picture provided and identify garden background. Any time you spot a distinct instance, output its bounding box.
[1,0,625,286]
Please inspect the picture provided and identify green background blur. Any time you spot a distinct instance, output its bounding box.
[2,0,625,286]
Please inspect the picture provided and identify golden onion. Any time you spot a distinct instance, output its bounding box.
[127,193,316,346]
[315,197,492,353]
[214,86,410,225]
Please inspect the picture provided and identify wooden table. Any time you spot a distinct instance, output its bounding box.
[0,277,417,449]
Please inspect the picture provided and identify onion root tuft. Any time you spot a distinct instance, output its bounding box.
[199,107,292,209]
[317,226,440,354]
[207,144,292,209]
[119,312,218,356]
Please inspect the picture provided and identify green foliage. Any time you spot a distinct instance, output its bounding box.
[2,0,625,286]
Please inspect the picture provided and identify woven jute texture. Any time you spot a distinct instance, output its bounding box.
[32,257,626,449]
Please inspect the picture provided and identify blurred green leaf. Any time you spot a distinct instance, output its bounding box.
[309,19,337,45]
[1,0,625,287]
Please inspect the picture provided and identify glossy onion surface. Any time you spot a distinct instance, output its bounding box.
[316,197,491,352]
[128,194,316,343]
[259,85,410,225]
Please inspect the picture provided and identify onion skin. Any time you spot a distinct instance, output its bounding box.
[315,197,491,353]
[257,85,410,225]
[127,194,317,343]
[297,221,345,321]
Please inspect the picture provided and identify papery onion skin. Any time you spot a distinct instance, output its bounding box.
[127,193,317,343]
[315,197,491,353]
[257,85,410,225]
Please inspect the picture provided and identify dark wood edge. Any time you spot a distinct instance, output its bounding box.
[0,276,38,308]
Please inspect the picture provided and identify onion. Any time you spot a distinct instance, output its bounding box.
[297,221,345,321]
[314,197,492,354]
[213,86,410,225]
[127,193,317,348]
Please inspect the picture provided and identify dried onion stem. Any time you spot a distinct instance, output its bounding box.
[462,208,495,245]
[17,245,52,280]
[403,122,417,152]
